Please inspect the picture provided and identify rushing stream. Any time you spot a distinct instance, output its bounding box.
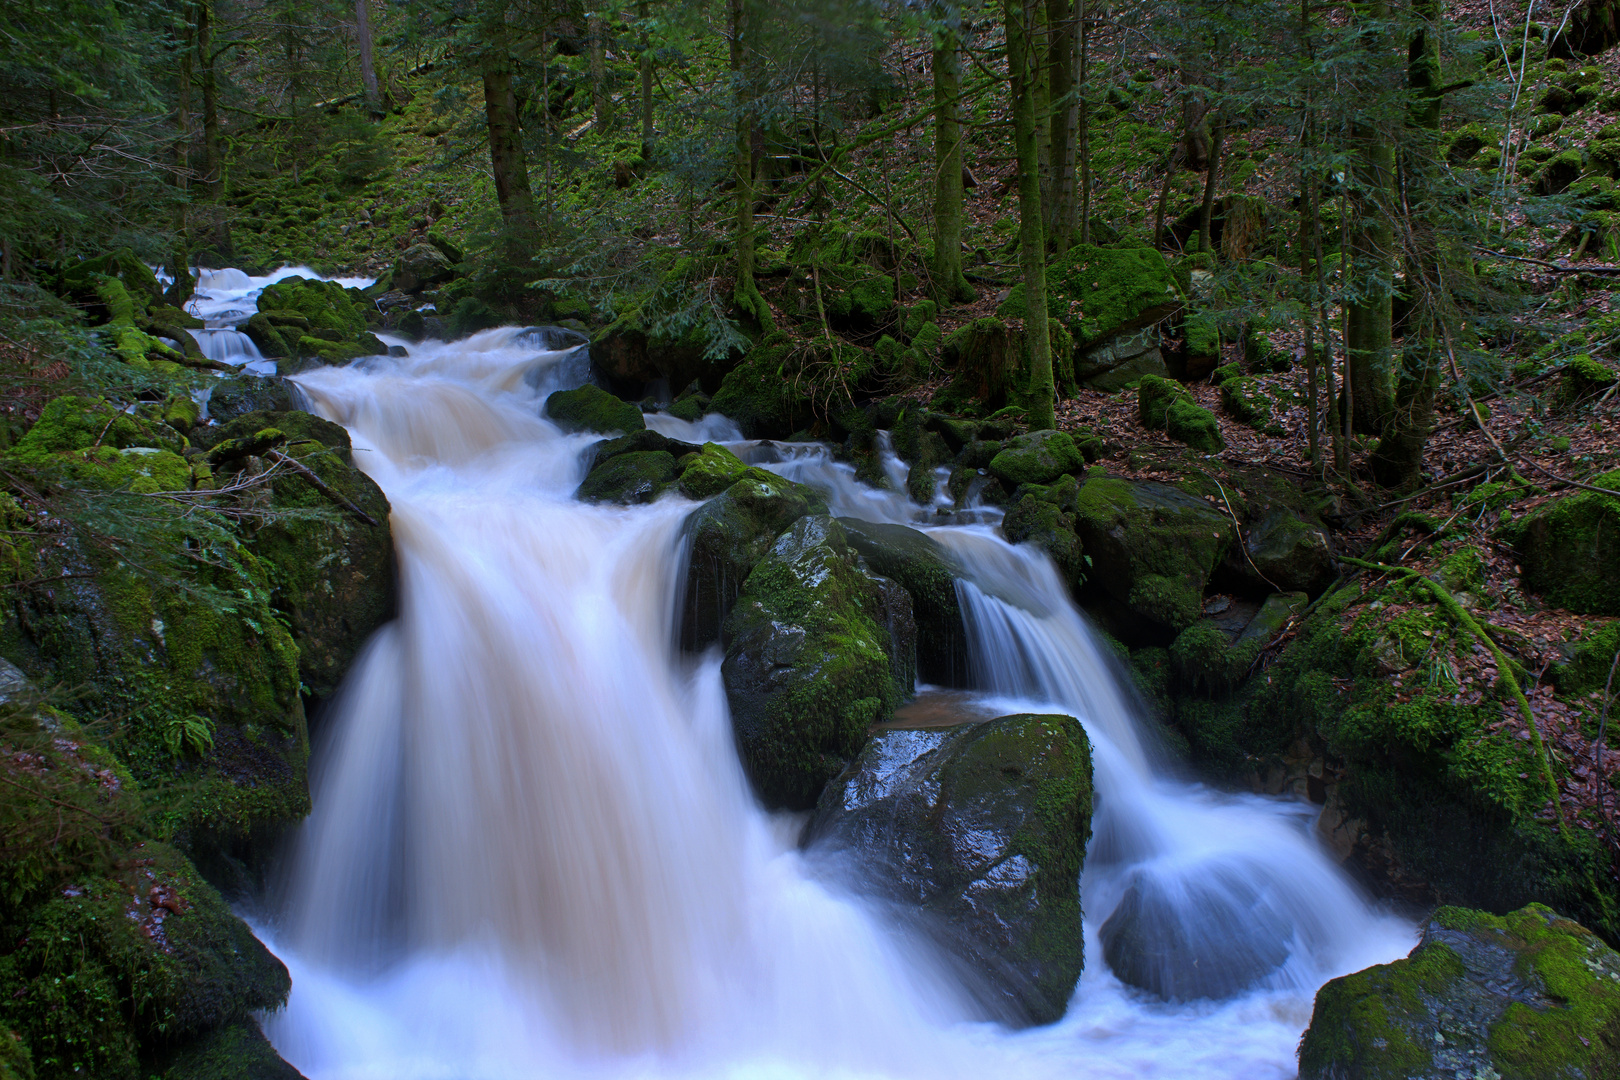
[214,309,1415,1078]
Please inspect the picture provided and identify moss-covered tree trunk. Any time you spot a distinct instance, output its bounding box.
[589,9,611,132]
[477,0,537,239]
[638,0,654,159]
[730,0,772,330]
[1345,0,1398,435]
[930,17,974,301]
[168,10,196,307]
[195,0,231,259]
[1045,0,1078,255]
[1371,0,1445,487]
[355,0,380,114]
[1007,0,1057,430]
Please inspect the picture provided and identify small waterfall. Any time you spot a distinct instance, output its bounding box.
[254,317,1415,1080]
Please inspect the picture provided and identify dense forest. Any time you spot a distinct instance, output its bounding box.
[2,0,1620,1075]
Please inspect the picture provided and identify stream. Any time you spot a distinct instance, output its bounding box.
[186,274,1415,1079]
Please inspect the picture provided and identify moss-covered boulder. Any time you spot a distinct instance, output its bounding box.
[1167,592,1307,695]
[705,337,810,440]
[1071,475,1232,642]
[577,450,677,505]
[256,278,366,338]
[590,307,741,397]
[1137,374,1191,428]
[206,410,395,700]
[1227,508,1338,596]
[807,713,1093,1025]
[988,430,1086,488]
[676,442,751,500]
[1181,313,1222,379]
[0,843,292,1080]
[1219,375,1275,430]
[680,469,827,649]
[837,517,969,686]
[722,516,915,809]
[198,377,298,436]
[1511,470,1619,615]
[933,315,1079,416]
[391,242,456,294]
[1075,328,1172,392]
[159,1018,306,1080]
[1002,494,1088,593]
[60,249,164,312]
[1299,904,1620,1080]
[243,313,293,359]
[1047,244,1184,349]
[543,384,645,436]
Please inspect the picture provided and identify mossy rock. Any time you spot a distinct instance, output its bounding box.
[807,713,1093,1026]
[679,469,827,649]
[1549,622,1620,697]
[1070,476,1232,642]
[1219,375,1275,430]
[256,278,365,337]
[1137,374,1191,428]
[1168,592,1307,696]
[543,384,645,436]
[1225,508,1338,595]
[207,410,395,700]
[988,430,1086,487]
[1046,243,1184,349]
[60,249,164,313]
[1511,470,1620,615]
[0,843,290,1080]
[0,1026,30,1080]
[243,314,291,359]
[198,377,298,436]
[1166,398,1224,453]
[825,267,897,331]
[576,450,677,505]
[722,516,914,810]
[1182,312,1222,378]
[158,1018,306,1080]
[1002,494,1088,593]
[677,442,751,500]
[934,315,1078,415]
[1074,328,1171,392]
[837,517,969,686]
[707,338,808,440]
[1299,904,1620,1080]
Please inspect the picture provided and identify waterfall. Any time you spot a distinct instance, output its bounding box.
[259,324,1415,1080]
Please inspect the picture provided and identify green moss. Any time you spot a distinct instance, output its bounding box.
[6,396,185,463]
[256,277,366,337]
[543,384,645,435]
[988,430,1086,486]
[1513,469,1620,614]
[1551,622,1620,697]
[1219,375,1274,429]
[1166,398,1224,453]
[708,338,808,440]
[1184,313,1220,364]
[1047,243,1185,348]
[577,450,676,505]
[0,1026,31,1080]
[676,442,751,500]
[1136,374,1190,428]
[1209,361,1242,386]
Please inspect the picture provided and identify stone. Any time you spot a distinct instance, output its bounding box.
[256,278,366,338]
[807,713,1094,1025]
[1047,244,1184,349]
[708,337,812,440]
[576,450,677,505]
[391,242,456,293]
[1227,508,1338,596]
[1076,329,1172,392]
[679,469,827,649]
[1002,495,1087,593]
[1219,375,1275,430]
[722,516,913,809]
[1509,470,1620,615]
[988,430,1086,488]
[676,442,751,500]
[1299,904,1620,1080]
[543,385,645,436]
[837,517,969,686]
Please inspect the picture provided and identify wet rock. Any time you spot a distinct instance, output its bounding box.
[807,713,1094,1025]
[1299,904,1620,1080]
[209,410,396,701]
[837,518,969,686]
[585,428,700,472]
[160,1018,308,1080]
[543,384,645,436]
[988,430,1085,488]
[723,516,914,810]
[680,469,826,649]
[198,377,297,436]
[1002,495,1087,593]
[1168,592,1307,695]
[1508,469,1620,615]
[676,442,751,500]
[1099,856,1294,1001]
[1071,475,1232,642]
[576,450,677,505]
[706,336,811,440]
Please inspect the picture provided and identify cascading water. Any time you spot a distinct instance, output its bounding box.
[257,322,1416,1080]
[163,264,379,375]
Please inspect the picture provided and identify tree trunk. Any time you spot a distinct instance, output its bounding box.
[355,0,380,114]
[1370,0,1445,487]
[1344,0,1397,435]
[1007,0,1056,430]
[478,0,536,238]
[1077,0,1093,245]
[167,11,196,307]
[930,21,974,301]
[196,0,230,258]
[730,0,771,330]
[638,0,654,159]
[1198,120,1224,257]
[589,9,611,132]
[1045,0,1078,254]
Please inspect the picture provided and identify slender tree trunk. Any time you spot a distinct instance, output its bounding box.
[478,0,536,239]
[1371,0,1445,487]
[1045,0,1078,254]
[355,0,380,113]
[1344,0,1397,434]
[931,20,974,301]
[730,0,771,330]
[589,9,611,131]
[196,0,230,258]
[638,0,654,159]
[1007,0,1056,430]
[1077,0,1092,245]
[168,11,196,306]
[1198,120,1223,256]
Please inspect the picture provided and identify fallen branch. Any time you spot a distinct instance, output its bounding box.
[265,450,380,527]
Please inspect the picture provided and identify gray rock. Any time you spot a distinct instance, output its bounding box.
[1076,329,1170,392]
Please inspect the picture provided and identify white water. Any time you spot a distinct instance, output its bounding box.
[261,325,1414,1079]
[174,264,378,376]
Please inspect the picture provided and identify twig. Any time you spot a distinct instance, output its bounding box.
[264,450,380,527]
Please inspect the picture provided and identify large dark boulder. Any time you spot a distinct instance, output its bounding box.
[1509,469,1620,615]
[1071,475,1232,642]
[576,450,677,505]
[1224,508,1338,596]
[390,242,456,294]
[723,516,914,810]
[837,518,969,686]
[988,430,1085,488]
[207,410,396,700]
[680,468,826,649]
[1299,904,1620,1080]
[807,713,1094,1025]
